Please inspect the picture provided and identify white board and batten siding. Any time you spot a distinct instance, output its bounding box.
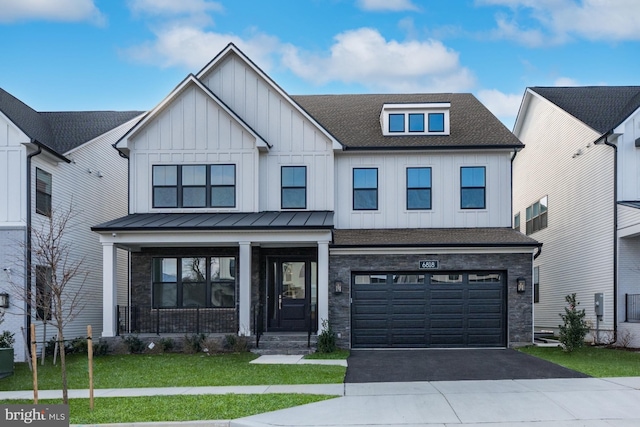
[334,151,512,229]
[27,118,134,354]
[513,93,615,332]
[0,111,28,225]
[616,106,640,202]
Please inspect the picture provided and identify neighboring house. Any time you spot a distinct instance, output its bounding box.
[93,43,540,349]
[0,87,143,361]
[513,86,640,346]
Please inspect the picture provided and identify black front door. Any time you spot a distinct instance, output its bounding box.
[267,258,316,331]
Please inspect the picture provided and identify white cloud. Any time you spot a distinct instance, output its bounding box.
[357,0,420,12]
[553,77,580,86]
[0,0,105,24]
[477,89,523,127]
[478,0,640,44]
[282,28,475,93]
[122,24,280,71]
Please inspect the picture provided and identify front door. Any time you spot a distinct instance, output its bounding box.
[267,258,316,331]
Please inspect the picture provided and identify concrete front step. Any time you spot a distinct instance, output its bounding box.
[252,333,317,355]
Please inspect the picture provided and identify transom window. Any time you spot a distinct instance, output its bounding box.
[152,256,236,308]
[460,166,486,209]
[281,166,307,209]
[36,168,52,217]
[152,164,236,208]
[353,168,378,210]
[407,167,432,210]
[526,196,548,235]
[382,103,450,136]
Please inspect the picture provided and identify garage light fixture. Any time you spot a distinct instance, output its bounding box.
[334,280,343,294]
[516,277,526,293]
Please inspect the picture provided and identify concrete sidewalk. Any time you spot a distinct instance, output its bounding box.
[2,377,640,426]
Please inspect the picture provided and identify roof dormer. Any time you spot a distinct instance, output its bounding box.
[380,103,451,136]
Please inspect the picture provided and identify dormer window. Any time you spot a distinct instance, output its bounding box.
[381,103,450,136]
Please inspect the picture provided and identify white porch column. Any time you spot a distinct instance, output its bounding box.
[318,240,329,332]
[102,242,118,337]
[238,241,252,336]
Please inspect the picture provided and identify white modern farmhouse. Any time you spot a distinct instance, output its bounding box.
[93,43,540,350]
[513,86,640,346]
[0,88,142,361]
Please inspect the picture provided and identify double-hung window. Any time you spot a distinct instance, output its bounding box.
[35,168,52,216]
[407,167,432,210]
[460,166,486,209]
[525,196,548,235]
[152,164,236,208]
[152,256,236,308]
[353,168,378,210]
[281,166,306,209]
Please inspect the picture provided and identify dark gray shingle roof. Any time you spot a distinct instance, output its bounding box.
[530,86,640,134]
[0,87,143,155]
[92,211,334,232]
[332,228,540,247]
[292,93,522,149]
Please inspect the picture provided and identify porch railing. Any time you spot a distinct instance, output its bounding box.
[308,303,317,348]
[253,303,264,348]
[117,305,237,335]
[625,294,640,323]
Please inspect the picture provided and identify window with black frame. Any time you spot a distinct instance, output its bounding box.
[152,164,236,208]
[407,167,431,210]
[281,166,306,209]
[460,166,486,209]
[353,168,378,210]
[152,256,236,308]
[35,168,52,216]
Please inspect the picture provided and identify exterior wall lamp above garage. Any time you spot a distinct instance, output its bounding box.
[516,277,526,293]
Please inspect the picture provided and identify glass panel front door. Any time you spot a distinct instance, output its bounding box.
[268,258,315,331]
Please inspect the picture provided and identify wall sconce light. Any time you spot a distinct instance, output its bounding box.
[334,280,343,294]
[516,277,526,293]
[0,293,9,308]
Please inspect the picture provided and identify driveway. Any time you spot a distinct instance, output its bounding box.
[344,348,590,382]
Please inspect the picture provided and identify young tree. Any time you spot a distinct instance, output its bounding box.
[558,293,590,353]
[9,203,88,404]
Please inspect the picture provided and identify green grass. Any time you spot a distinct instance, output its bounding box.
[304,349,350,360]
[6,395,336,424]
[519,345,640,377]
[0,352,346,391]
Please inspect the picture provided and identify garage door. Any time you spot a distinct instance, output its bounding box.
[351,272,505,348]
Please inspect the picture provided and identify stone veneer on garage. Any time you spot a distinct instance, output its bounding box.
[328,252,533,349]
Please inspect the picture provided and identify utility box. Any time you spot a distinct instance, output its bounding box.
[594,293,604,319]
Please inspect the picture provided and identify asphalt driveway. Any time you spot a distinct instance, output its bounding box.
[344,348,590,382]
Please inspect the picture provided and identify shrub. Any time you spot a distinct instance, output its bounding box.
[92,339,110,356]
[223,334,249,353]
[558,293,590,353]
[0,330,15,349]
[316,319,337,353]
[122,335,145,354]
[183,333,207,353]
[158,337,175,353]
[68,337,88,354]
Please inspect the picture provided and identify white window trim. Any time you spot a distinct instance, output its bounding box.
[380,103,451,136]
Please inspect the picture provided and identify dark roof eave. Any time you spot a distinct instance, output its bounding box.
[340,144,523,151]
[92,225,334,232]
[30,140,71,163]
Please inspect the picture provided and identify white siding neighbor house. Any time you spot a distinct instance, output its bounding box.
[513,86,640,346]
[93,44,540,350]
[0,88,142,361]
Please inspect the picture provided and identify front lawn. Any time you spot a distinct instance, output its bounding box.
[519,345,640,377]
[9,394,336,424]
[0,352,346,391]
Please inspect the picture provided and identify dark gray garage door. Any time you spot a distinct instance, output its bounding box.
[351,272,505,348]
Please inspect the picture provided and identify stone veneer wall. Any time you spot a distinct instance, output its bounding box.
[328,251,533,349]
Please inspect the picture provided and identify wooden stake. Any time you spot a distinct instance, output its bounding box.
[30,323,38,404]
[87,325,94,410]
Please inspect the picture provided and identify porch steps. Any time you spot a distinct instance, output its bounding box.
[252,332,317,355]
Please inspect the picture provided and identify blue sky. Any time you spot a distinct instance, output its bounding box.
[1,0,638,129]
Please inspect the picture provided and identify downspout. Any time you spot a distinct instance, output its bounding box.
[601,133,618,342]
[25,141,42,353]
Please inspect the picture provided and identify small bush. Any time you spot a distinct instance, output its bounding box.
[184,333,207,353]
[223,334,249,353]
[68,337,88,354]
[93,339,110,356]
[159,337,175,353]
[316,319,337,353]
[558,293,590,353]
[0,330,15,349]
[122,335,145,354]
